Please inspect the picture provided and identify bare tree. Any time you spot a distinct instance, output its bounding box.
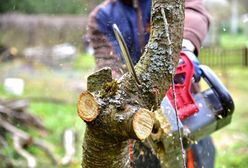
[77,0,185,167]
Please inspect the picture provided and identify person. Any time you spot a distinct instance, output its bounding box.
[86,0,215,167]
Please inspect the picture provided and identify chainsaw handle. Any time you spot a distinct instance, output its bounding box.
[200,65,235,115]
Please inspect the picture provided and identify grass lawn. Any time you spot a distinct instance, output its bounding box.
[212,67,248,168]
[220,33,248,48]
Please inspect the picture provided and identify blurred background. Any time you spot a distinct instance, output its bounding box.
[0,0,247,167]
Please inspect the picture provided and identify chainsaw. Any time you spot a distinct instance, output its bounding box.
[113,23,234,144]
[164,51,234,147]
[113,24,235,167]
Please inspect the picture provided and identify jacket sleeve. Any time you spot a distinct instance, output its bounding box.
[87,7,123,78]
[184,0,211,54]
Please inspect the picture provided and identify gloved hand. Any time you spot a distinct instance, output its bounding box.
[182,48,202,82]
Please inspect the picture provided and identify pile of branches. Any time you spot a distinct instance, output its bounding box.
[0,99,75,167]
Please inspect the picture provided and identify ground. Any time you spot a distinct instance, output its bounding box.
[212,68,248,168]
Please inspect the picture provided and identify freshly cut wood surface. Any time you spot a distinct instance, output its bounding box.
[133,108,154,140]
[77,91,99,122]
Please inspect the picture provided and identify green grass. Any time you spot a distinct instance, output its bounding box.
[73,53,96,71]
[30,102,85,163]
[212,67,248,168]
[220,33,248,48]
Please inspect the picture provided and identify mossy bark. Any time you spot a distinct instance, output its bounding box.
[79,0,184,167]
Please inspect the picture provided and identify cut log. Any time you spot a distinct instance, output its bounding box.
[77,91,99,122]
[133,108,154,140]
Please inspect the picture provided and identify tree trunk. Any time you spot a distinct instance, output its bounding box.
[78,0,185,167]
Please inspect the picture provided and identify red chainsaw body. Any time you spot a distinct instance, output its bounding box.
[166,51,199,120]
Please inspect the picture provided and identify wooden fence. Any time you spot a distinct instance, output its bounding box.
[199,47,248,67]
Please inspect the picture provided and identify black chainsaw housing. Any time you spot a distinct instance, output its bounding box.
[182,65,234,147]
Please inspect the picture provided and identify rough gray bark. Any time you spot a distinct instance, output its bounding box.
[78,0,185,167]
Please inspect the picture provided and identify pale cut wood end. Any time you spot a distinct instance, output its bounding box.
[133,108,154,140]
[77,91,99,122]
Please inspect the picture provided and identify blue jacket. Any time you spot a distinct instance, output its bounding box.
[88,0,151,65]
[88,0,210,75]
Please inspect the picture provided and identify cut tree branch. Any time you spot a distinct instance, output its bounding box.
[61,129,76,166]
[0,118,58,165]
[79,0,184,167]
[13,135,37,168]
